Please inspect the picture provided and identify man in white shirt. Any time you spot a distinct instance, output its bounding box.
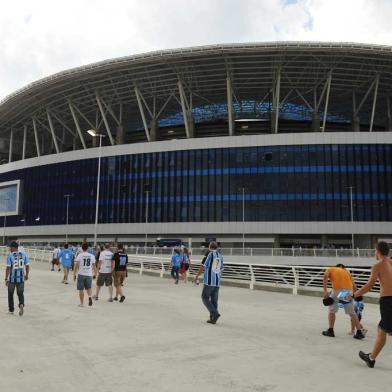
[94,243,114,302]
[73,243,96,307]
[51,244,61,272]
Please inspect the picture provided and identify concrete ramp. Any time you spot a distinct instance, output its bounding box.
[0,262,390,392]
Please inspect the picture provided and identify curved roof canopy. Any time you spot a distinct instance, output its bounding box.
[1,42,392,162]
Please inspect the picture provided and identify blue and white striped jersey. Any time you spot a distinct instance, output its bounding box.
[203,251,224,287]
[6,251,30,283]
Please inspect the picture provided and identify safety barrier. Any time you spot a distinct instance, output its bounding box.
[125,246,374,258]
[0,246,52,264]
[0,247,378,298]
[127,255,378,297]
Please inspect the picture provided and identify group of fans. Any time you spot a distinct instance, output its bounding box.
[51,242,129,306]
[3,238,392,369]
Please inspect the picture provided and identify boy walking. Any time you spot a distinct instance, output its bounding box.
[194,241,224,324]
[73,243,96,307]
[5,241,30,316]
[113,244,128,302]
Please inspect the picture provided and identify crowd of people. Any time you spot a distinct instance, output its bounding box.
[3,239,392,369]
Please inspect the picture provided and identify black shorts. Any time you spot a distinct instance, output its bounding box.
[379,296,392,335]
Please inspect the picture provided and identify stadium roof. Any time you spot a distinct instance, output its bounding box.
[1,41,392,162]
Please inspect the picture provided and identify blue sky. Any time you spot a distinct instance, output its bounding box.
[0,0,391,100]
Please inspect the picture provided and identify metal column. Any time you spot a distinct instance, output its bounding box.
[32,118,41,157]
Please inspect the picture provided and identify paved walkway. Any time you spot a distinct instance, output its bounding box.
[0,262,390,392]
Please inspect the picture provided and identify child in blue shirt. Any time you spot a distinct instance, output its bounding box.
[350,296,367,335]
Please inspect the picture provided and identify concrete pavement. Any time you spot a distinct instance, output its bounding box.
[0,261,390,392]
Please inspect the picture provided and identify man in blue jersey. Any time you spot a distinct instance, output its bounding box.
[170,248,182,284]
[194,241,224,324]
[58,243,75,284]
[5,241,30,316]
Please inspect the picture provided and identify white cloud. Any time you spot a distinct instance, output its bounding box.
[0,0,391,100]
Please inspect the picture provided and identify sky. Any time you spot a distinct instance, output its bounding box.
[1,0,392,100]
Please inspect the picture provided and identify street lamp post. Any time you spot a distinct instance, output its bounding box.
[144,184,151,248]
[87,130,105,247]
[347,186,355,254]
[64,194,73,243]
[1,197,10,246]
[238,187,247,255]
[3,215,6,246]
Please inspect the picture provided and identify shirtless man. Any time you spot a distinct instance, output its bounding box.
[355,241,392,368]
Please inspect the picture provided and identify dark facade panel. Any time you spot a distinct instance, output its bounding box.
[1,143,391,227]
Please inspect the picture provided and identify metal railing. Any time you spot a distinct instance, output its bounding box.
[125,246,375,258]
[126,254,378,297]
[0,247,377,298]
[0,246,52,263]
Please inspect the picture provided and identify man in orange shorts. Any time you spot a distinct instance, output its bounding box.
[322,263,365,339]
[112,244,128,303]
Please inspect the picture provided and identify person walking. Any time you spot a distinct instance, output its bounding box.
[51,244,61,272]
[322,263,365,339]
[180,248,191,283]
[73,243,96,307]
[194,241,224,324]
[58,243,75,284]
[94,243,114,301]
[170,248,182,284]
[112,244,128,302]
[5,241,30,316]
[355,241,392,368]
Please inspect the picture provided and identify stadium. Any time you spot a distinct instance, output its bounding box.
[0,41,392,248]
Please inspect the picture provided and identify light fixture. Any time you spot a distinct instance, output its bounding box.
[87,129,97,137]
[168,130,175,134]
[235,118,269,122]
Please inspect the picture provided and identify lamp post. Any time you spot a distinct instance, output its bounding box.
[64,194,73,243]
[1,197,10,246]
[87,130,105,247]
[237,187,247,255]
[347,186,355,254]
[144,183,151,248]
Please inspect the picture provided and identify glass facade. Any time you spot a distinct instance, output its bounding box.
[1,143,391,227]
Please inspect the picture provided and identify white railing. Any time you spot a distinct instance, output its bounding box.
[126,254,378,297]
[15,245,375,258]
[125,246,374,258]
[0,247,377,298]
[0,246,52,264]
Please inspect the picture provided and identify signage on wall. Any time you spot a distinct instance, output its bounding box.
[0,180,23,216]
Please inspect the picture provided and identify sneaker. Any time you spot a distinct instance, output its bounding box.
[113,297,118,301]
[354,330,365,340]
[78,304,84,307]
[88,297,93,307]
[19,304,24,317]
[93,295,98,300]
[64,281,69,285]
[108,298,113,302]
[207,319,216,324]
[51,268,54,271]
[58,269,61,272]
[213,313,221,323]
[359,351,375,368]
[119,296,125,303]
[322,329,335,337]
[8,311,14,315]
